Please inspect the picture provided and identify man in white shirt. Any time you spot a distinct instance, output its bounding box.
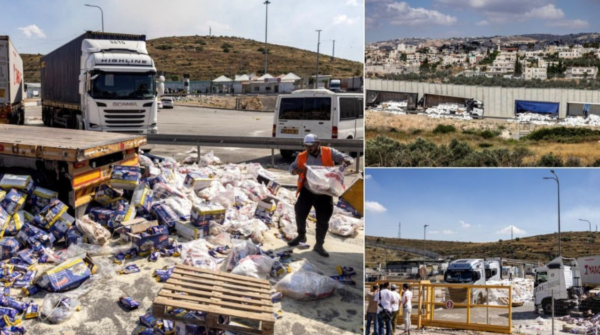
[402,283,413,335]
[373,282,396,335]
[390,284,401,334]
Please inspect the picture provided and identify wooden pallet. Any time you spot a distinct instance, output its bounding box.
[152,264,275,335]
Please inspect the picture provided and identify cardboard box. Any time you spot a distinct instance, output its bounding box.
[0,237,21,260]
[127,220,169,256]
[0,175,34,194]
[93,184,123,206]
[110,165,140,190]
[0,189,26,215]
[184,172,213,191]
[1,211,25,237]
[30,187,58,213]
[143,174,167,189]
[152,203,179,228]
[175,220,208,240]
[88,208,123,230]
[267,180,281,196]
[34,200,68,230]
[190,203,226,228]
[132,184,153,214]
[36,255,94,292]
[116,218,148,243]
[0,190,6,202]
[254,196,278,225]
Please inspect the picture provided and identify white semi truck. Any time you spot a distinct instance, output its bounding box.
[444,258,503,304]
[533,256,600,315]
[41,31,158,133]
[0,36,25,125]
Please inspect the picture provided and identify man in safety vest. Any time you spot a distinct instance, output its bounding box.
[288,134,353,257]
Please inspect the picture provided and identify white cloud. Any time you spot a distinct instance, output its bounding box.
[476,20,490,26]
[496,225,527,235]
[548,19,590,29]
[18,24,46,39]
[334,14,359,25]
[460,221,470,228]
[365,174,372,180]
[429,230,455,235]
[523,4,564,19]
[365,201,387,213]
[346,0,359,6]
[387,2,457,26]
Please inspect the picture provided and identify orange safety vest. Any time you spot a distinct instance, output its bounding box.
[297,146,334,195]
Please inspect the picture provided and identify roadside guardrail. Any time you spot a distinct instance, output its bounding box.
[146,134,364,171]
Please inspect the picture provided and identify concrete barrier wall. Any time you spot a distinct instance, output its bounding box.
[365,79,600,119]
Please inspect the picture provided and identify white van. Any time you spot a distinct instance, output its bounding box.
[272,89,364,159]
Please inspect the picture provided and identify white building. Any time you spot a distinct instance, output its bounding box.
[277,73,301,93]
[524,67,547,80]
[565,67,598,79]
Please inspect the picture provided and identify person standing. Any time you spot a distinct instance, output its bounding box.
[390,284,401,334]
[365,285,379,335]
[288,134,353,257]
[402,283,413,335]
[374,282,394,335]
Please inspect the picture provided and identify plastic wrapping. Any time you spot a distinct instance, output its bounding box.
[207,232,231,246]
[274,202,295,228]
[209,221,226,236]
[210,185,236,208]
[40,294,80,324]
[198,181,226,200]
[287,259,324,275]
[281,225,298,240]
[225,240,260,271]
[152,183,185,200]
[231,255,275,280]
[164,197,193,221]
[138,154,154,168]
[274,271,339,300]
[328,215,363,237]
[75,216,111,245]
[180,239,217,271]
[238,180,269,202]
[305,165,346,197]
[199,150,221,167]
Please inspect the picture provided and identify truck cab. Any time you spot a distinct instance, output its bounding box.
[444,259,487,304]
[534,257,582,314]
[329,79,342,92]
[484,258,503,281]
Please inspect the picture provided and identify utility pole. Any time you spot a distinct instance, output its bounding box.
[331,40,335,61]
[423,225,429,268]
[263,0,271,75]
[398,222,401,239]
[543,170,561,257]
[315,30,322,89]
[511,226,513,240]
[209,26,211,37]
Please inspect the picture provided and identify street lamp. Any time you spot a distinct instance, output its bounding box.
[579,219,591,232]
[543,170,561,257]
[423,224,429,267]
[315,30,322,89]
[263,0,270,75]
[85,4,104,32]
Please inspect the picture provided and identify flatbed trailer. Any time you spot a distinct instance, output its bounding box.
[0,124,146,217]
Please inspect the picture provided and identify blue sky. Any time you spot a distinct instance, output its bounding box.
[365,169,600,242]
[0,0,363,62]
[367,0,600,42]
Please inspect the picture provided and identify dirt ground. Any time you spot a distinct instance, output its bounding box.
[175,95,278,112]
[366,111,600,166]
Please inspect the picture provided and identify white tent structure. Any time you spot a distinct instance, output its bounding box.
[278,73,301,93]
[212,75,233,93]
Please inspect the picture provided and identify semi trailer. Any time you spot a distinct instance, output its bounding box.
[444,258,503,304]
[0,36,25,125]
[41,31,158,133]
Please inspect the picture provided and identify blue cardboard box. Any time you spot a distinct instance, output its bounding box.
[93,184,123,206]
[128,220,169,256]
[110,165,140,190]
[36,256,93,292]
[151,203,179,228]
[0,237,22,260]
[190,203,225,228]
[0,189,26,215]
[34,200,68,230]
[88,208,123,230]
[132,184,153,215]
[29,187,58,214]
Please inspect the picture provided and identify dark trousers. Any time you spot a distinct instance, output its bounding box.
[295,187,334,246]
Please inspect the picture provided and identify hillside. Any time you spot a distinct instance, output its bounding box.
[366,231,600,263]
[22,35,362,83]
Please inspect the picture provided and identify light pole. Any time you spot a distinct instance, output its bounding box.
[315,30,322,89]
[543,170,561,257]
[423,224,429,267]
[398,221,401,239]
[85,4,104,32]
[263,0,270,75]
[579,219,591,232]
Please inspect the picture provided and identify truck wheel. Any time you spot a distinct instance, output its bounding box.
[542,299,552,314]
[280,150,294,161]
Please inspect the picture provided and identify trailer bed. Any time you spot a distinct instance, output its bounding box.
[0,124,147,162]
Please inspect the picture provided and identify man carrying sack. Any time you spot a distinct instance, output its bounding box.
[288,134,353,257]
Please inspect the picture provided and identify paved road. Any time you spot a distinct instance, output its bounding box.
[24,105,364,172]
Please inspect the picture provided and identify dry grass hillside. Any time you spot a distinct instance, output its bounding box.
[366,232,600,263]
[21,35,362,83]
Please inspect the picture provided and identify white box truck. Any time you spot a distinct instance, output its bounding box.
[0,36,25,125]
[41,31,158,133]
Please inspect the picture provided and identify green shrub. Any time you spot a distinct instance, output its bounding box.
[480,130,498,139]
[565,156,582,167]
[479,143,493,148]
[156,44,173,50]
[432,124,456,134]
[537,153,563,167]
[196,40,206,45]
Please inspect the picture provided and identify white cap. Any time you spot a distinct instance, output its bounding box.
[303,134,319,145]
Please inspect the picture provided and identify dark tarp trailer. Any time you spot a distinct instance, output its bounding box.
[423,94,466,108]
[366,90,418,110]
[515,100,559,115]
[567,103,600,117]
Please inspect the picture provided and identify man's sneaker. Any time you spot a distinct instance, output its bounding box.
[287,235,307,247]
[313,244,329,257]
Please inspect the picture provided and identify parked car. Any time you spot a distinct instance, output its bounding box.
[157,100,163,109]
[161,97,174,109]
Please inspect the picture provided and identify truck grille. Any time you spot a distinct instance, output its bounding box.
[103,109,146,127]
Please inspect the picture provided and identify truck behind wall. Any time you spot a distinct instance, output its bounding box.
[0,36,25,125]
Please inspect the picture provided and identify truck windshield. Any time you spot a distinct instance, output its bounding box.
[444,270,473,283]
[91,72,156,100]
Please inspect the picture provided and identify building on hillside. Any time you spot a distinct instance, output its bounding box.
[565,67,598,79]
[25,83,41,99]
[524,67,547,80]
[277,73,301,93]
[212,75,233,93]
[233,74,251,94]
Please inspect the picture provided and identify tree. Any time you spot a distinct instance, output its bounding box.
[514,58,523,76]
[527,43,535,50]
[400,53,407,61]
[171,75,179,81]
